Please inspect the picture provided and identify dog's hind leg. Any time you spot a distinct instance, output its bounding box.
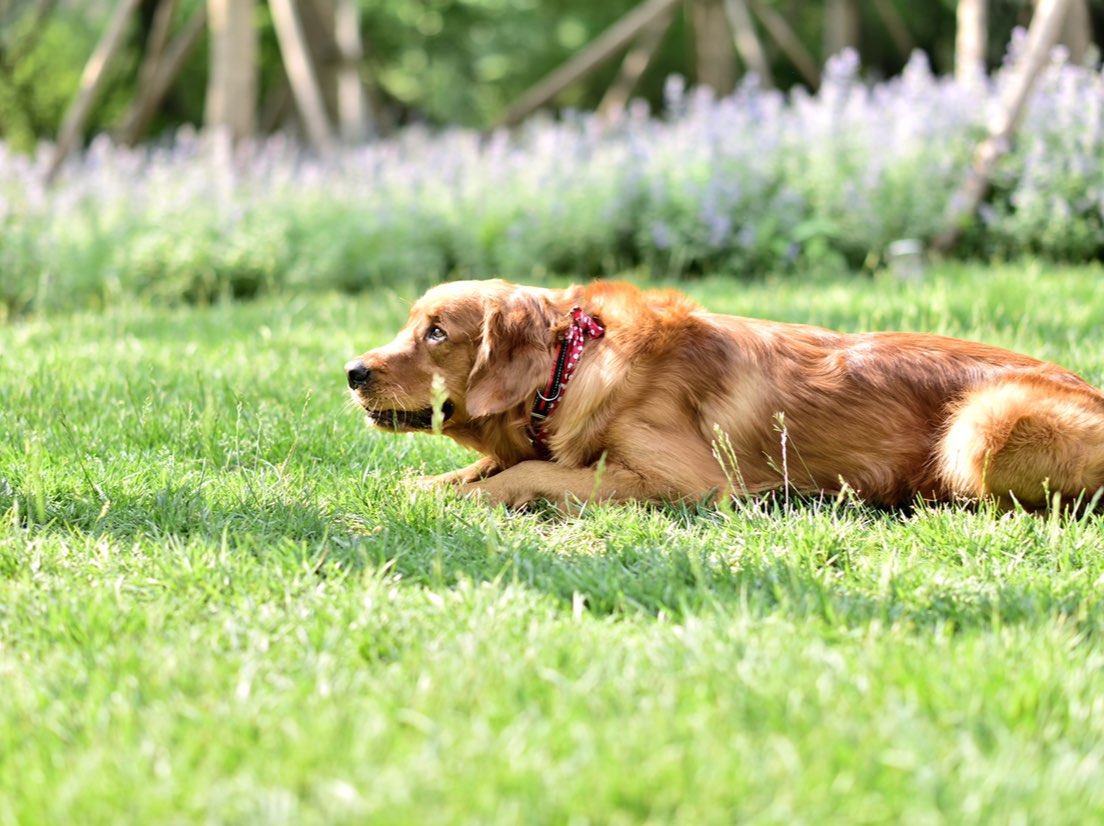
[937,375,1104,508]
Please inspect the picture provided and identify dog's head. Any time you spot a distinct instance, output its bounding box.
[345,279,560,432]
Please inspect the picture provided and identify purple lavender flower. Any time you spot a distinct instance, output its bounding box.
[3,46,1104,312]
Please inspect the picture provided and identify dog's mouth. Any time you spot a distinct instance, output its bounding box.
[366,400,455,431]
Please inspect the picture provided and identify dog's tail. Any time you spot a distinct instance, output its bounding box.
[937,374,1104,507]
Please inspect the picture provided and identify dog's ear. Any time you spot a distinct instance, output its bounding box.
[466,291,554,418]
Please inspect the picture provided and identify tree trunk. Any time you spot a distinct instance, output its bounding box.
[955,0,987,83]
[823,0,860,59]
[688,0,737,95]
[205,0,257,141]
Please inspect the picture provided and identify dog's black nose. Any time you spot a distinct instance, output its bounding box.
[345,360,372,390]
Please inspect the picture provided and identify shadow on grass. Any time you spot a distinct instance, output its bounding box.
[11,484,1104,637]
[335,497,1104,636]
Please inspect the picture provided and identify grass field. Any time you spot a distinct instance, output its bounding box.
[3,263,1104,824]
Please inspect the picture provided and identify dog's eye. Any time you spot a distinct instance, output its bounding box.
[426,325,448,343]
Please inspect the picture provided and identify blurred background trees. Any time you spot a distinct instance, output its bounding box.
[0,0,1098,153]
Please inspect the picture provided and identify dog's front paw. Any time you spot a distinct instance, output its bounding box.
[412,472,460,490]
[460,480,533,509]
[416,459,501,490]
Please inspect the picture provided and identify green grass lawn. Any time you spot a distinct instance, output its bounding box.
[3,263,1104,824]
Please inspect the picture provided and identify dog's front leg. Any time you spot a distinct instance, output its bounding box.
[415,456,501,489]
[461,460,655,508]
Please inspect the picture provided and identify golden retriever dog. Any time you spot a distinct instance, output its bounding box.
[346,279,1104,509]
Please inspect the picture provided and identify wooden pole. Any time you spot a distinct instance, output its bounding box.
[823,0,860,59]
[722,0,773,87]
[117,0,176,143]
[1058,0,1090,65]
[688,0,737,94]
[499,0,681,127]
[259,77,293,134]
[46,0,143,182]
[746,0,820,88]
[955,0,987,83]
[598,6,675,120]
[270,0,336,149]
[297,0,339,129]
[116,5,208,145]
[334,0,372,142]
[933,0,1074,254]
[870,0,914,58]
[137,0,179,92]
[205,0,257,141]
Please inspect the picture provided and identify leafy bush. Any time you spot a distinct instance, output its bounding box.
[3,47,1104,315]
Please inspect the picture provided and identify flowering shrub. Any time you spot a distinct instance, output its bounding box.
[2,47,1103,315]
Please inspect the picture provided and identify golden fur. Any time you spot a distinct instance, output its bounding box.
[346,279,1104,509]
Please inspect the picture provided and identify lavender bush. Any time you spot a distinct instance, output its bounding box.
[2,47,1103,315]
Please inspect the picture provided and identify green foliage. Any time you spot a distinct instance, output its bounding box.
[5,47,1104,318]
[4,265,1104,821]
[0,0,1083,144]
[0,3,139,152]
[0,12,88,152]
[358,0,691,126]
[282,197,448,292]
[0,0,674,143]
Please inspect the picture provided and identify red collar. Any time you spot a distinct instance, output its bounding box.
[529,306,604,453]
